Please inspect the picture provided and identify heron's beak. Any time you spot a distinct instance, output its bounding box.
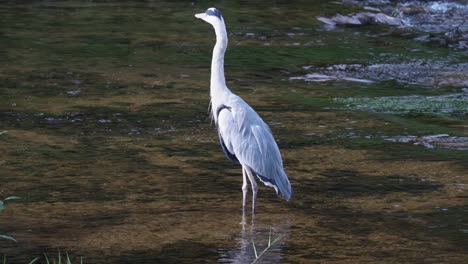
[195,13,206,19]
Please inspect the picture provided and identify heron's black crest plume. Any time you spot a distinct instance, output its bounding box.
[206,8,222,19]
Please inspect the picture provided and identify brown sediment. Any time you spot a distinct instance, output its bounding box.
[1,1,467,263]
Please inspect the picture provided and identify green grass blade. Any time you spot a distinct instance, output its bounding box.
[268,227,272,247]
[29,257,40,264]
[251,230,285,264]
[272,234,285,244]
[0,235,17,242]
[4,196,20,201]
[44,253,50,264]
[251,240,258,258]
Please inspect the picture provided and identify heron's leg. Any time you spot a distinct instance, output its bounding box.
[245,168,258,215]
[242,167,248,210]
[241,207,246,226]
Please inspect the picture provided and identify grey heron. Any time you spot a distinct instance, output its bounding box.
[195,8,292,213]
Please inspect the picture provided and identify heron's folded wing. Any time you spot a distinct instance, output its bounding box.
[230,103,292,198]
[217,108,238,162]
[239,123,282,176]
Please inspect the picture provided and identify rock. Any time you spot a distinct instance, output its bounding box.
[414,35,432,42]
[364,6,381,12]
[317,12,402,26]
[398,6,425,15]
[316,16,339,26]
[372,13,401,26]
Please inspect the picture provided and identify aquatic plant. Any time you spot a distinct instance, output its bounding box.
[28,251,83,264]
[0,196,20,242]
[251,227,285,264]
[2,251,83,264]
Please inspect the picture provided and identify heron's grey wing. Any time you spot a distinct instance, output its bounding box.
[230,101,292,200]
[217,107,240,164]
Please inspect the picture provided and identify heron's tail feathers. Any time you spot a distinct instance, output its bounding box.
[256,168,292,201]
[277,169,293,201]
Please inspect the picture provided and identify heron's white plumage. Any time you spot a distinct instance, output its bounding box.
[196,7,293,207]
[216,95,292,199]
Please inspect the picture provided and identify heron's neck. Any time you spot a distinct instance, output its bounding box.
[210,21,229,100]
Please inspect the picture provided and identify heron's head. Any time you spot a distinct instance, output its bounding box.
[195,7,224,25]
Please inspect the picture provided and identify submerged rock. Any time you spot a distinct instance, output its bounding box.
[290,61,468,88]
[66,90,81,96]
[398,5,425,15]
[383,134,468,150]
[289,72,374,83]
[321,1,468,49]
[317,12,402,26]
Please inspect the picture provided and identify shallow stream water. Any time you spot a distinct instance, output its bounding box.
[0,1,467,263]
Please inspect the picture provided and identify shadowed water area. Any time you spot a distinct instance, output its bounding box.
[0,0,467,263]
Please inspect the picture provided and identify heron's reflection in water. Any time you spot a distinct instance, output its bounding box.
[218,211,291,263]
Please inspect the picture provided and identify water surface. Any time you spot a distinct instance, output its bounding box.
[0,1,467,263]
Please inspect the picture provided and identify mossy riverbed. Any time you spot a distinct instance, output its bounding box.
[0,0,467,263]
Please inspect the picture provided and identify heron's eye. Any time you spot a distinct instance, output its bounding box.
[206,8,222,19]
